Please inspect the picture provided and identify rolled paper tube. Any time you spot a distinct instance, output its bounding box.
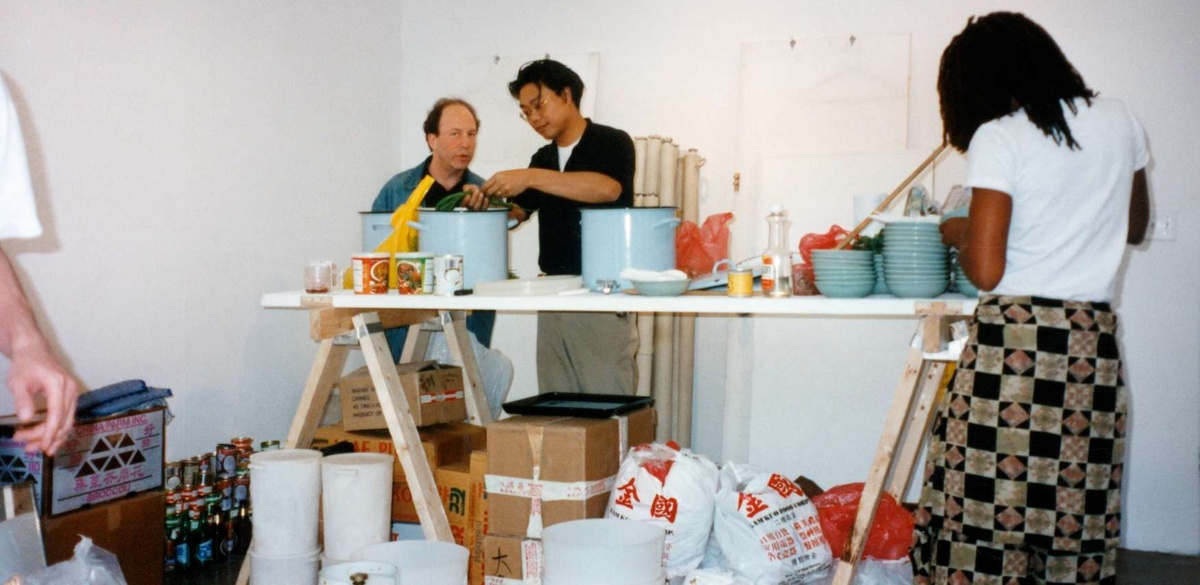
[659,141,679,207]
[633,136,647,195]
[645,136,662,196]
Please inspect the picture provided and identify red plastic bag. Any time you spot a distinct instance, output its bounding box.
[798,224,850,265]
[676,212,734,278]
[812,482,914,561]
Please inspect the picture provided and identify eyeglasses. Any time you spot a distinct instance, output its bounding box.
[519,95,551,122]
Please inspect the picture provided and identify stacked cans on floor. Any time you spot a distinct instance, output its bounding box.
[164,436,274,574]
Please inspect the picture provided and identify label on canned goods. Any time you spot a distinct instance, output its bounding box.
[433,254,464,296]
[395,252,433,294]
[728,268,754,297]
[352,252,390,294]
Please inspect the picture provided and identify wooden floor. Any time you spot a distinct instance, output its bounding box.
[165,549,1200,584]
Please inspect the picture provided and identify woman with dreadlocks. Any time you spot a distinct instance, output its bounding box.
[913,12,1150,584]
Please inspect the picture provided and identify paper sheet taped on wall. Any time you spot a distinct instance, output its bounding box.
[738,34,910,158]
[460,52,600,173]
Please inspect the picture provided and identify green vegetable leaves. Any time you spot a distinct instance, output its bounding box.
[433,191,525,212]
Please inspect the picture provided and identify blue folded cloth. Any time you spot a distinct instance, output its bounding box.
[75,380,173,421]
[80,387,173,418]
[75,379,146,412]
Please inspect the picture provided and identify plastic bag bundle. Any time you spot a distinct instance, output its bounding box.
[810,483,914,561]
[676,212,734,278]
[712,463,832,585]
[605,443,720,579]
[22,537,127,585]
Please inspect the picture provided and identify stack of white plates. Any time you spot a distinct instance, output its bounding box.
[882,222,949,298]
[951,252,980,296]
[810,249,875,298]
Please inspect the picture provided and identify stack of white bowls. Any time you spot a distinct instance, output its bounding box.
[882,221,949,298]
[810,249,876,298]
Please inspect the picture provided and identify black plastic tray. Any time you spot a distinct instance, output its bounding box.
[502,392,655,418]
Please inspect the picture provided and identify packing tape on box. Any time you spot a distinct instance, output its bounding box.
[617,414,629,462]
[484,471,618,538]
[482,536,543,585]
[419,389,465,404]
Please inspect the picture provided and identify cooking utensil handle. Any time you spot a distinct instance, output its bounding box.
[835,142,948,250]
[653,218,682,228]
[406,221,426,231]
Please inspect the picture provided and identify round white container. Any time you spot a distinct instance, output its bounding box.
[350,540,468,585]
[542,519,666,585]
[249,448,323,556]
[321,453,394,561]
[320,561,400,585]
[250,546,320,585]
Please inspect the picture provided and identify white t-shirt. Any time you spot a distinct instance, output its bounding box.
[0,77,40,240]
[965,97,1149,301]
[557,139,579,172]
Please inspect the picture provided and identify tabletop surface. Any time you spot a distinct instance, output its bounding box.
[262,289,979,317]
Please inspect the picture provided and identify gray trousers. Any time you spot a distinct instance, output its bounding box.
[536,312,637,395]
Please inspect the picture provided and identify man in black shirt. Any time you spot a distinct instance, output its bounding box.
[480,59,637,395]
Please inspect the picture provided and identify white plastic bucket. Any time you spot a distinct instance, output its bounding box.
[249,449,323,556]
[581,207,680,291]
[320,561,400,585]
[250,546,320,585]
[350,540,468,585]
[542,519,666,585]
[321,453,394,561]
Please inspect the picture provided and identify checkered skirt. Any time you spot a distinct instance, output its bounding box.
[913,295,1128,584]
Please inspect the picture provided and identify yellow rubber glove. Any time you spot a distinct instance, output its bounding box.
[344,175,436,289]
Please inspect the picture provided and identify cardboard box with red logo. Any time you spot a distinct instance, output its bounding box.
[339,360,466,430]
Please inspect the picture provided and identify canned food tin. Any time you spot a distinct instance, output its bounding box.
[728,268,754,297]
[352,252,390,294]
[433,254,464,296]
[260,440,280,452]
[233,475,250,506]
[182,457,200,489]
[231,436,252,449]
[395,252,434,294]
[165,461,183,491]
[216,478,233,512]
[166,489,180,517]
[216,444,237,476]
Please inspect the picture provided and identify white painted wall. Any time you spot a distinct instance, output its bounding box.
[0,0,1195,554]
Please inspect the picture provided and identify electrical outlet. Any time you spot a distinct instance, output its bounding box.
[1147,212,1176,241]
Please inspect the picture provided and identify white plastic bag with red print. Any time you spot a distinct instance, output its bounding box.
[712,462,832,585]
[605,442,720,580]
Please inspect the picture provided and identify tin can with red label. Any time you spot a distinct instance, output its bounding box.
[352,252,390,294]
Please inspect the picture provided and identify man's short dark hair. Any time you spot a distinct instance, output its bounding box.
[423,98,480,137]
[507,59,584,108]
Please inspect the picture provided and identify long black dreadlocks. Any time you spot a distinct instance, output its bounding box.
[938,12,1097,152]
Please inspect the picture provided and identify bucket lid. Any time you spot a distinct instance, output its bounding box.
[249,448,322,465]
[321,453,394,468]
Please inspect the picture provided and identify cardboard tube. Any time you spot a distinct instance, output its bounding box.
[635,314,654,397]
[633,136,647,195]
[659,141,679,207]
[653,313,674,441]
[645,136,662,196]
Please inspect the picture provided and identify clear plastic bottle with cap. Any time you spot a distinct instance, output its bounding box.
[761,204,793,298]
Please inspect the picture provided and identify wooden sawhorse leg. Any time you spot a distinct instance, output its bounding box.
[831,311,959,585]
[237,307,450,585]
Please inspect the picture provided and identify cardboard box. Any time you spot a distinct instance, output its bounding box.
[43,489,165,585]
[468,449,488,585]
[482,534,542,584]
[485,408,655,538]
[339,360,467,430]
[436,460,471,546]
[312,422,485,522]
[0,407,165,516]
